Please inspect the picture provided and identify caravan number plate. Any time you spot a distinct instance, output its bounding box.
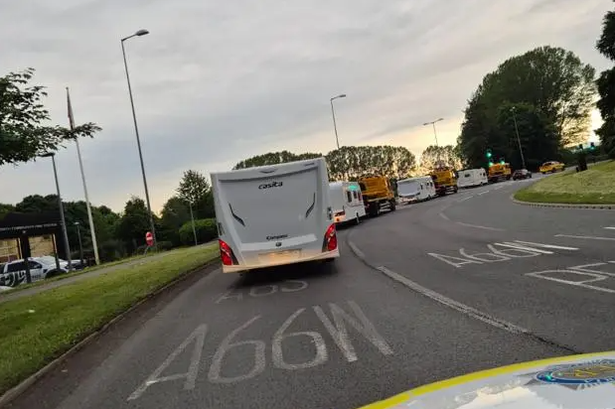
[258,250,301,263]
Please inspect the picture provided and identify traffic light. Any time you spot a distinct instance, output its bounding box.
[590,142,596,151]
[486,149,492,159]
[578,144,583,151]
[499,157,505,165]
[488,161,494,167]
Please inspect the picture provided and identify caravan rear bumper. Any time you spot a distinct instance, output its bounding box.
[221,248,340,274]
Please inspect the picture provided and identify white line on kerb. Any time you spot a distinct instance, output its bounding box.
[555,234,615,242]
[376,266,527,335]
[455,221,504,231]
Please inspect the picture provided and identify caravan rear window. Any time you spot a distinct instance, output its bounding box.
[346,191,352,202]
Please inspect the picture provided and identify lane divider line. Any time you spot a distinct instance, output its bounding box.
[477,191,489,196]
[555,234,615,242]
[457,196,473,203]
[455,221,504,231]
[345,235,580,355]
[375,266,527,334]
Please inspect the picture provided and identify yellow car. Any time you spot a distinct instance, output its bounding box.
[539,161,565,174]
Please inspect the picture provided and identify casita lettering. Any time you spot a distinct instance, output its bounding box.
[266,234,288,240]
[259,181,283,190]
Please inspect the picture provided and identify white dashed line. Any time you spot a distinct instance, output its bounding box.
[457,196,473,203]
[477,191,489,196]
[555,234,615,242]
[455,221,504,231]
[604,227,615,230]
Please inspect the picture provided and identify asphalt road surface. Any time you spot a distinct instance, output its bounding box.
[9,176,614,409]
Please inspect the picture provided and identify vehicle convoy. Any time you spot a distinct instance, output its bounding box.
[539,160,565,174]
[396,176,436,203]
[329,181,366,225]
[361,351,615,409]
[488,162,512,183]
[210,157,339,274]
[358,175,396,217]
[430,165,458,196]
[457,168,488,188]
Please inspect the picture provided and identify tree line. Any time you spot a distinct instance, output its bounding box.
[0,170,216,263]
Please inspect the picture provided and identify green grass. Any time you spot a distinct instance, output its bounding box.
[515,160,615,204]
[0,243,218,395]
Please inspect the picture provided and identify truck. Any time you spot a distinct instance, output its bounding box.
[329,181,366,225]
[430,166,458,196]
[210,157,339,274]
[488,163,512,183]
[357,175,396,217]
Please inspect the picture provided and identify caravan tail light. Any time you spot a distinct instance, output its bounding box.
[219,239,237,266]
[322,224,338,252]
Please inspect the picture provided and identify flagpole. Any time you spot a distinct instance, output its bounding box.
[67,87,100,266]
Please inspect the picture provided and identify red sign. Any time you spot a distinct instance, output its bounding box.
[145,231,154,247]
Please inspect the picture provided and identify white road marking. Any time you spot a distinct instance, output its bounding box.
[512,240,579,251]
[494,185,504,190]
[376,266,528,334]
[555,234,615,242]
[526,270,615,294]
[428,252,482,268]
[477,191,489,196]
[314,301,393,362]
[457,196,473,203]
[493,242,553,255]
[347,241,365,259]
[439,212,450,221]
[272,308,328,370]
[128,324,208,400]
[455,221,504,231]
[604,227,615,230]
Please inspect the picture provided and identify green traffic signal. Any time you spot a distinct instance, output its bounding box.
[590,142,596,151]
[486,150,492,158]
[488,161,494,167]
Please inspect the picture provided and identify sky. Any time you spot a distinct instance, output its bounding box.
[0,0,611,213]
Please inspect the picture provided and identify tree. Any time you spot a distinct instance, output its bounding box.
[116,196,152,251]
[325,146,416,180]
[419,145,463,172]
[158,196,191,246]
[596,4,615,158]
[176,170,214,219]
[233,151,322,169]
[0,204,14,220]
[458,46,595,168]
[0,68,101,166]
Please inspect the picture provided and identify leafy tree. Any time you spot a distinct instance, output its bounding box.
[0,68,101,166]
[325,146,416,180]
[176,170,214,219]
[233,151,322,169]
[179,218,217,246]
[419,145,463,172]
[116,196,152,251]
[458,46,595,168]
[596,4,615,158]
[158,196,191,246]
[0,204,14,220]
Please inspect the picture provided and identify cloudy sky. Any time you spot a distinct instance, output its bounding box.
[0,0,610,213]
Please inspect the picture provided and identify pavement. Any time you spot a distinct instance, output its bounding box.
[6,176,615,409]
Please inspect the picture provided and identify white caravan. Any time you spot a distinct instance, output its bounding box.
[396,176,436,203]
[211,157,339,273]
[458,168,488,188]
[329,181,366,225]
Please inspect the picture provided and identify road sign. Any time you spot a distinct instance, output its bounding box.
[145,231,154,247]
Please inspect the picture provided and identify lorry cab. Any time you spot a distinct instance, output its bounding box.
[210,157,339,274]
[329,181,366,225]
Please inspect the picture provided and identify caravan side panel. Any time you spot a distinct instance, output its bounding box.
[211,158,339,273]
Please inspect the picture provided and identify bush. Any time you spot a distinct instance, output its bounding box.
[156,240,174,251]
[179,218,217,245]
[98,240,127,262]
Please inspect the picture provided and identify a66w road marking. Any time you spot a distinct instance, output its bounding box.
[128,300,392,401]
[428,240,579,268]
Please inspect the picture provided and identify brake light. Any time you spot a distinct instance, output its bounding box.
[219,239,236,266]
[322,224,337,252]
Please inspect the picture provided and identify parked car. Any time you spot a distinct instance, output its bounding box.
[512,169,532,180]
[0,257,69,288]
[539,161,565,174]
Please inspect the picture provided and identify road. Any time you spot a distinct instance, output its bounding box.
[8,177,614,409]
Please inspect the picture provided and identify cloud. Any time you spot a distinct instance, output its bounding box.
[0,0,611,212]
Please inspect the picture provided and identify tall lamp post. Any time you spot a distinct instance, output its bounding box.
[74,221,84,265]
[423,117,444,147]
[330,94,347,150]
[41,152,73,272]
[510,107,527,169]
[121,28,157,248]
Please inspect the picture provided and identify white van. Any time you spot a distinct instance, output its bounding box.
[458,168,488,188]
[329,181,366,225]
[210,157,340,274]
[396,176,436,203]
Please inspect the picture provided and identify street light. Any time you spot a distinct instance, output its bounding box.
[510,107,527,169]
[40,152,73,272]
[423,117,444,147]
[330,94,347,150]
[121,28,157,248]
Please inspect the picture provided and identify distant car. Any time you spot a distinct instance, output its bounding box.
[539,161,565,174]
[512,169,532,180]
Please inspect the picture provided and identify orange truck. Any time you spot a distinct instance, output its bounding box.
[488,163,512,183]
[357,175,397,217]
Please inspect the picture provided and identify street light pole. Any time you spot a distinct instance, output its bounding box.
[41,153,73,272]
[121,28,157,248]
[188,200,198,246]
[510,107,527,169]
[423,117,444,147]
[330,94,347,150]
[74,222,84,265]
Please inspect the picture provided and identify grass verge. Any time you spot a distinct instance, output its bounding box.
[515,160,615,204]
[0,243,218,395]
